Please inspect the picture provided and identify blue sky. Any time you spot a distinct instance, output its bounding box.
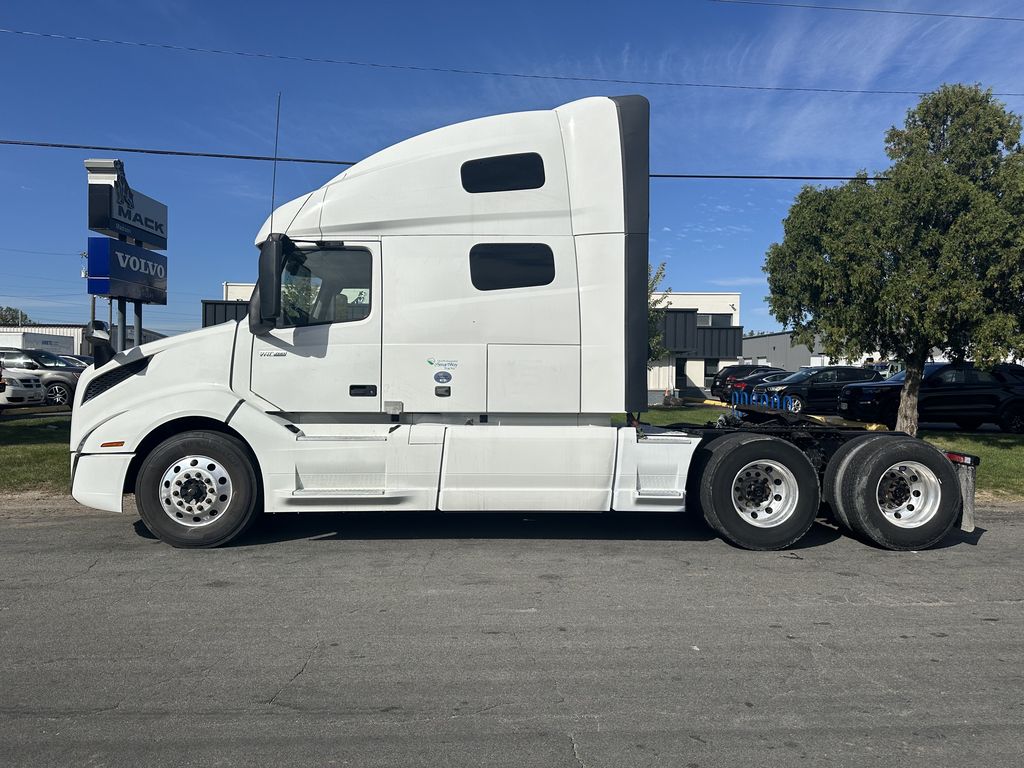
[2,0,1023,335]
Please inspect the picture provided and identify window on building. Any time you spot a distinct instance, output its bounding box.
[696,314,712,327]
[461,153,545,193]
[469,243,555,291]
[704,359,720,389]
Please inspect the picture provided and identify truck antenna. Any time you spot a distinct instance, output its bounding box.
[269,91,282,234]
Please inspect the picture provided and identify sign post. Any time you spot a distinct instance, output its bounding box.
[85,159,168,351]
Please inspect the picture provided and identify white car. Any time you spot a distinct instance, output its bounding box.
[0,368,45,412]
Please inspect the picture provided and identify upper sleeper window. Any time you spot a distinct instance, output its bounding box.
[461,153,545,193]
[470,244,555,291]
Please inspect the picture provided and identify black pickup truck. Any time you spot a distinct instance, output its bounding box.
[839,362,1024,431]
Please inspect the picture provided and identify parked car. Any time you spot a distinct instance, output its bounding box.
[840,362,1024,431]
[865,360,903,378]
[60,354,94,368]
[751,365,884,414]
[0,348,83,407]
[711,364,785,401]
[0,367,45,413]
[727,370,794,402]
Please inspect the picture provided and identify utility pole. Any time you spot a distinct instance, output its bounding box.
[82,250,95,353]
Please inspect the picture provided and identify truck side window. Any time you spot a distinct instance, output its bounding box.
[461,153,545,193]
[469,243,555,291]
[279,248,372,328]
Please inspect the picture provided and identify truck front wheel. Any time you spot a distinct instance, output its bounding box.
[135,430,260,548]
[838,438,960,550]
[698,434,820,550]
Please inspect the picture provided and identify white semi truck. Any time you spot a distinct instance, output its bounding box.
[70,95,975,551]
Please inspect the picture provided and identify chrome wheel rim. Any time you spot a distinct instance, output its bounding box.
[875,461,940,528]
[47,384,70,405]
[789,397,802,413]
[159,455,233,528]
[731,459,799,528]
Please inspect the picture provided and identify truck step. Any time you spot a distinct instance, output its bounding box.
[294,435,388,442]
[634,489,683,498]
[291,488,387,498]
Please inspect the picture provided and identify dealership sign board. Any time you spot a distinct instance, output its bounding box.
[85,159,168,250]
[87,237,168,305]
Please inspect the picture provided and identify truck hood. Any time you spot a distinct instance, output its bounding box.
[87,320,239,381]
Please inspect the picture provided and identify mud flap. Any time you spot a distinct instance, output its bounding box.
[955,462,977,533]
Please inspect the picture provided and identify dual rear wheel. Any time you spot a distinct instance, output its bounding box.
[690,434,820,551]
[692,432,961,551]
[823,434,961,550]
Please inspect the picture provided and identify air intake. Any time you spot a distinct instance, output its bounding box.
[82,357,150,403]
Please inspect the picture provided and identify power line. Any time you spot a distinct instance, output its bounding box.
[0,245,81,256]
[0,139,353,166]
[650,173,887,180]
[2,26,1022,97]
[710,0,1024,23]
[1,138,885,180]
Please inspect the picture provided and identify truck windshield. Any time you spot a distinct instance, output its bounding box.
[279,247,372,328]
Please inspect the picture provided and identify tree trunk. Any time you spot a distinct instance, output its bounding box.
[896,349,928,436]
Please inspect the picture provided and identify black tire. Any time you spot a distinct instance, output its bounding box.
[697,434,819,550]
[686,432,772,529]
[788,395,805,414]
[46,382,73,408]
[838,437,960,551]
[998,404,1024,434]
[955,419,982,432]
[822,433,893,531]
[135,430,261,548]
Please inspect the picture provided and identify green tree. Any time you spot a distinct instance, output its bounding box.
[765,84,1024,435]
[648,261,671,367]
[0,306,33,325]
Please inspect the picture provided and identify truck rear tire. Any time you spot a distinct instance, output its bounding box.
[697,434,819,550]
[822,434,894,531]
[135,430,260,548]
[837,438,960,551]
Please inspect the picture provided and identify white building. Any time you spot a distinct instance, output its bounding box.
[647,292,742,398]
[0,324,165,355]
[222,282,254,301]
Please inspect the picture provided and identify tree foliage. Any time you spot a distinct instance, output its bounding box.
[765,84,1024,434]
[648,261,671,367]
[0,306,33,325]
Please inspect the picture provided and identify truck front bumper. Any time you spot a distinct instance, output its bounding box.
[70,452,134,513]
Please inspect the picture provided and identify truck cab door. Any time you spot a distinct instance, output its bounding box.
[250,242,381,413]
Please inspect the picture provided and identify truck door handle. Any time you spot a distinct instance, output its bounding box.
[349,385,377,397]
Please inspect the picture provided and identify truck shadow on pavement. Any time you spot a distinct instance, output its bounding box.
[135,512,851,549]
[133,513,985,550]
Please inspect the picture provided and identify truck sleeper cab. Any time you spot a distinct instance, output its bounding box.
[70,95,972,552]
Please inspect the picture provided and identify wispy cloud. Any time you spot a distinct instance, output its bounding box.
[708,276,767,287]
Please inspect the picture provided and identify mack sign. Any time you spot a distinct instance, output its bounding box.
[87,237,168,304]
[86,159,168,250]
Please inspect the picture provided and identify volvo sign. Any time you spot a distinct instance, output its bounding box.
[87,237,168,305]
[85,159,168,250]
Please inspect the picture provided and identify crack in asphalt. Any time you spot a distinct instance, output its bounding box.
[569,731,586,768]
[267,637,319,707]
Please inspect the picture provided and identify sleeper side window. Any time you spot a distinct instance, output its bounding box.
[469,243,555,291]
[461,153,545,193]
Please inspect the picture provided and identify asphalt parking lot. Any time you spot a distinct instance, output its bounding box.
[1,496,1022,767]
